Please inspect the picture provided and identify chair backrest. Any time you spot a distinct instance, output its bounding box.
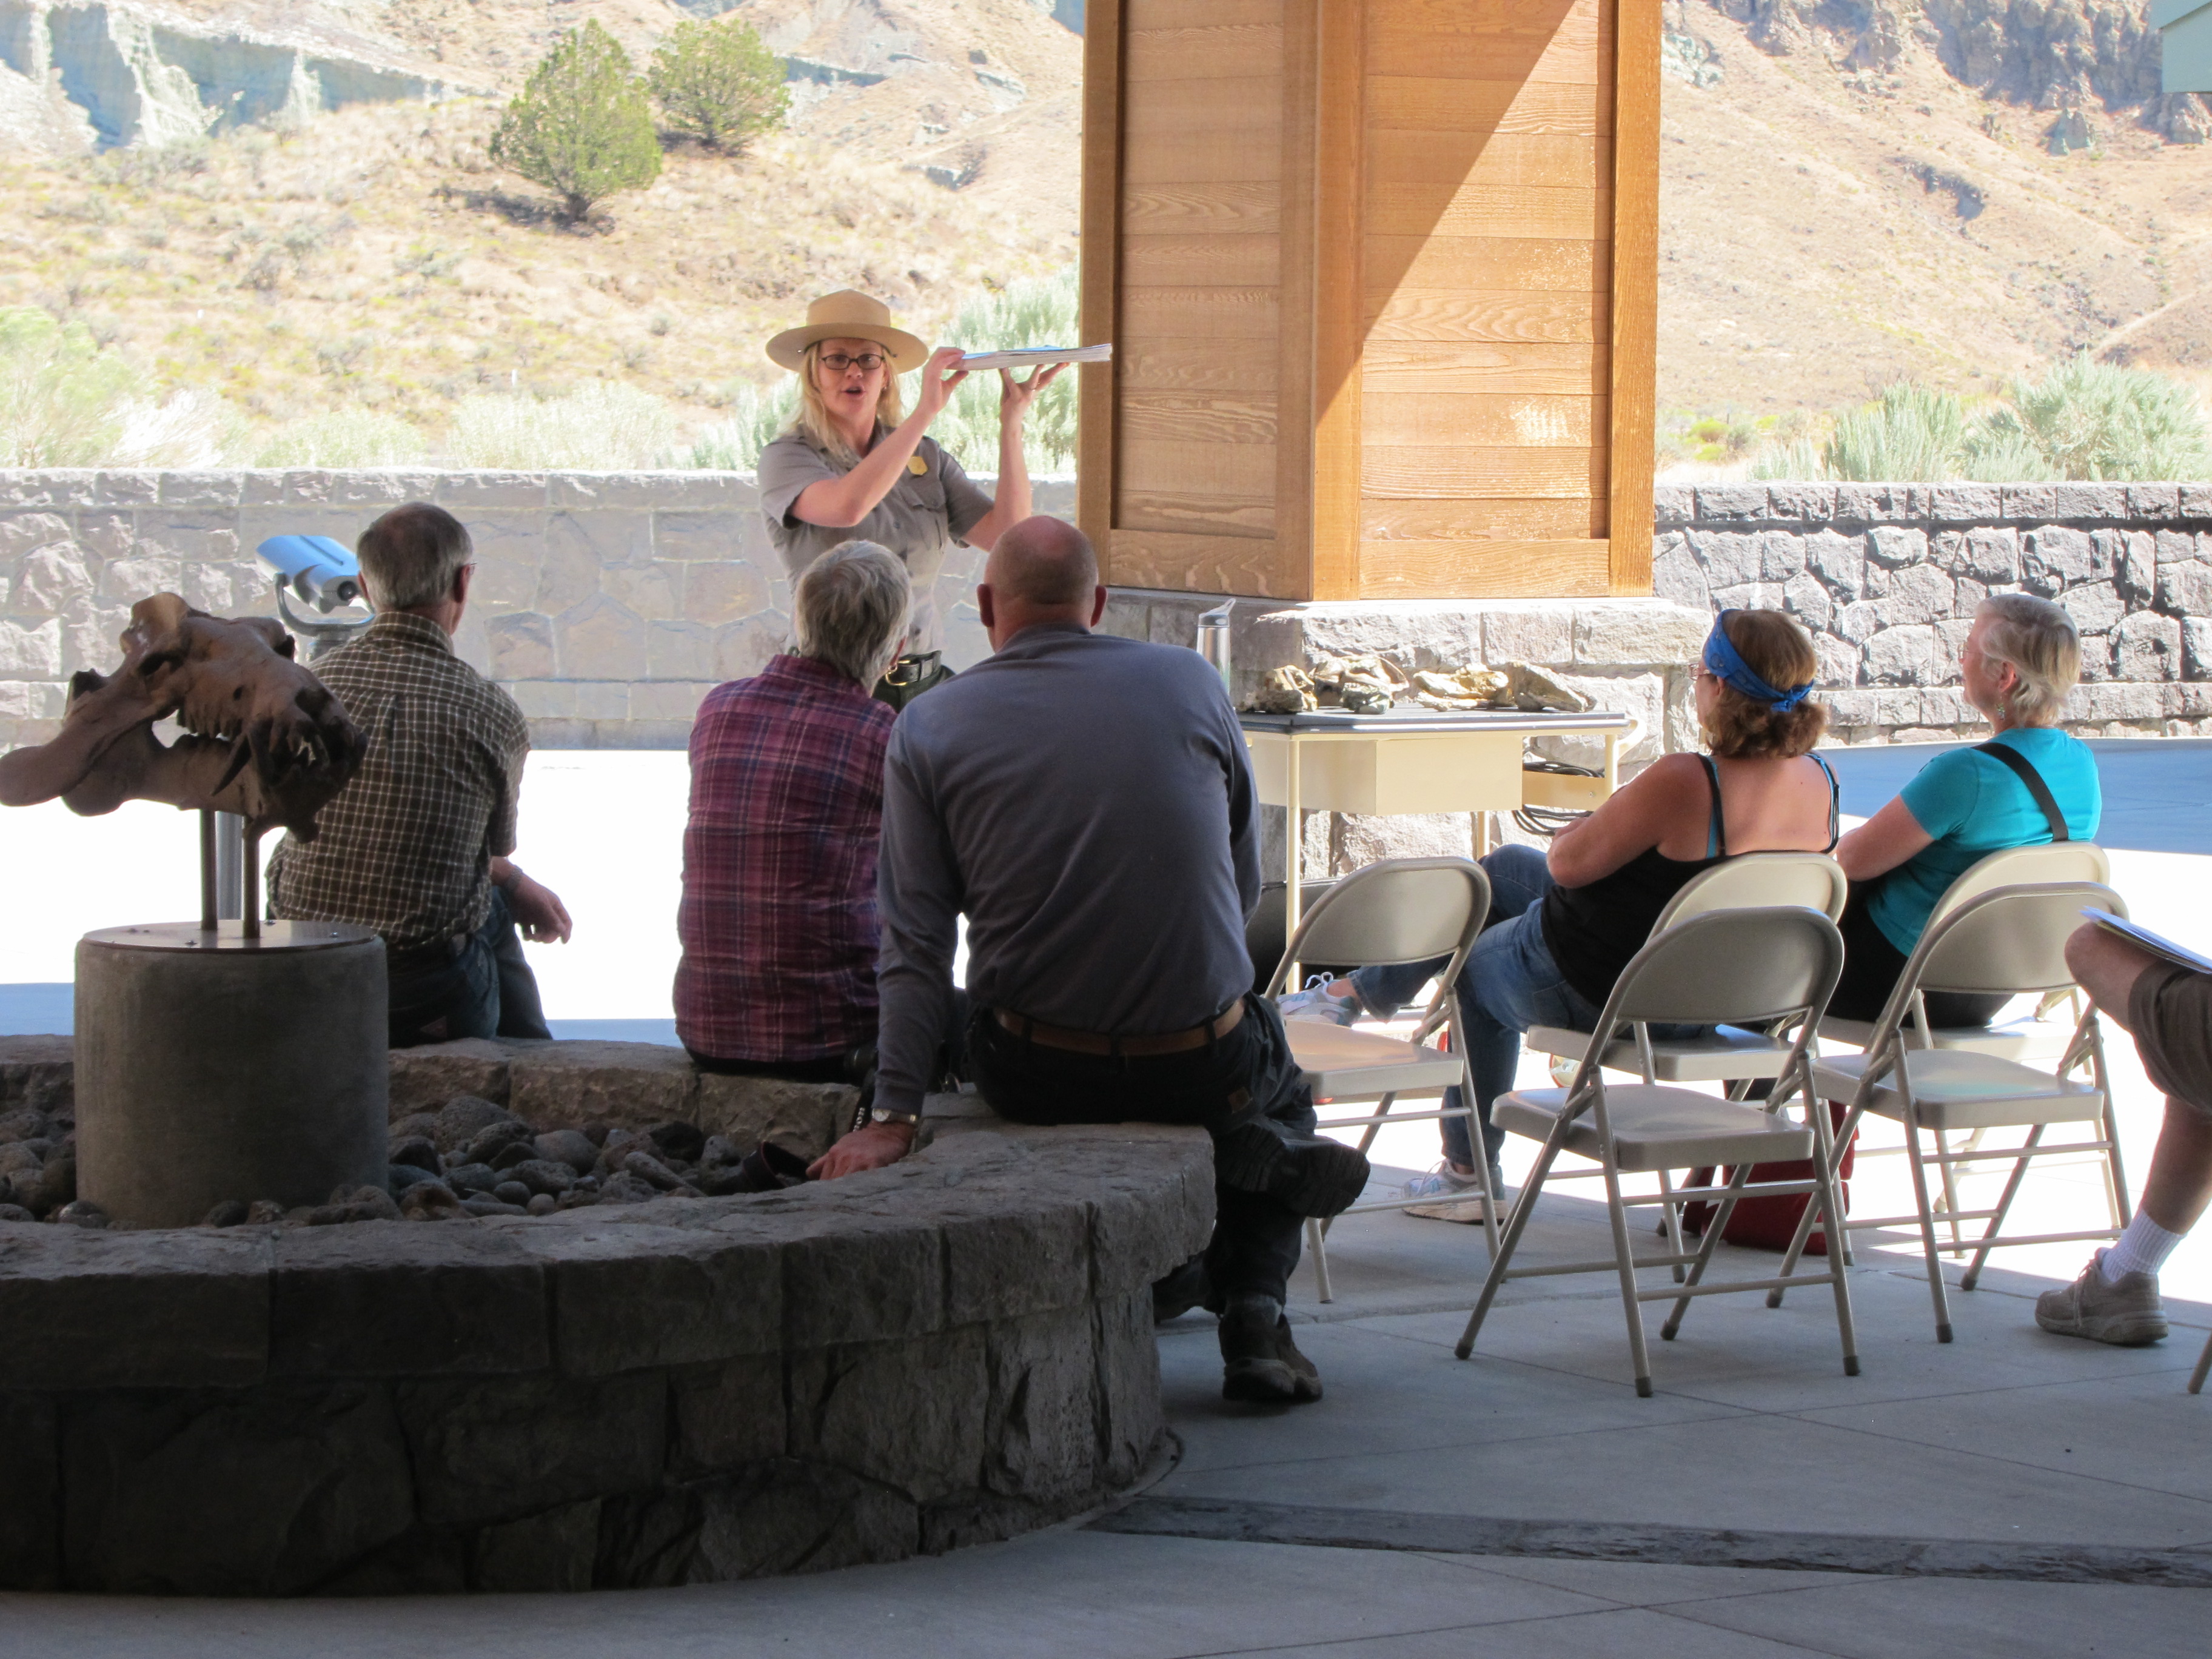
[1928,842,2111,928]
[1908,880,2128,999]
[1652,851,1849,934]
[1597,906,1845,1032]
[1269,857,1490,994]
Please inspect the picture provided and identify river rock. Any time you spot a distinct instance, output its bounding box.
[488,1139,538,1172]
[461,1193,528,1217]
[463,1120,537,1167]
[53,1199,108,1228]
[0,1202,33,1222]
[492,1181,532,1208]
[444,1163,500,1196]
[506,1159,576,1198]
[535,1130,599,1176]
[30,1155,74,1217]
[388,1163,440,1194]
[526,1193,558,1216]
[648,1121,706,1164]
[0,1107,45,1142]
[389,1111,441,1144]
[435,1094,514,1151]
[247,1199,286,1224]
[203,1199,249,1227]
[389,1136,441,1174]
[400,1181,464,1222]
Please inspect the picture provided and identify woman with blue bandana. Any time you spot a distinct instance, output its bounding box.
[1279,610,1842,1201]
[1829,592,2099,1025]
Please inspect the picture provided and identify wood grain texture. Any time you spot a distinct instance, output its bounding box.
[1365,289,1605,345]
[1362,496,1606,541]
[1127,0,1280,27]
[1124,436,1281,498]
[1272,0,1319,600]
[1356,537,1612,598]
[1123,182,1282,233]
[1079,0,1123,554]
[1120,286,1283,337]
[1361,340,1608,395]
[1118,337,1281,394]
[1120,232,1282,286]
[1361,390,1603,447]
[1110,529,1299,597]
[1367,130,1605,190]
[1312,0,1362,602]
[1367,75,1609,135]
[1122,392,1281,446]
[1122,75,1285,135]
[1364,444,1605,499]
[1369,183,1608,240]
[1127,21,1282,81]
[1607,0,1660,595]
[1122,133,1284,184]
[1367,233,1603,293]
[1116,494,1280,538]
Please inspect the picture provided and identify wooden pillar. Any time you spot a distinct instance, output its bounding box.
[1079,0,1661,602]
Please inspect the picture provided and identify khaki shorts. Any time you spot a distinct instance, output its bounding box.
[2127,964,2212,1122]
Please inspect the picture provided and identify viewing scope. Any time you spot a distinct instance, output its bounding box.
[256,534,364,614]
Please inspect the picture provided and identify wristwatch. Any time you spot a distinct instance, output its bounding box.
[870,1105,920,1128]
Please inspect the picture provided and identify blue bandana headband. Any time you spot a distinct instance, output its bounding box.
[1704,612,1812,712]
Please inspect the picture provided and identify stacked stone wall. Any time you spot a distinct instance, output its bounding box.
[0,471,1074,754]
[1654,483,2212,743]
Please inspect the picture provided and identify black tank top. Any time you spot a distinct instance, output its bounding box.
[1540,752,1840,1009]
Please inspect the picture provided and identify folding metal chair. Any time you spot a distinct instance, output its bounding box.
[1455,906,1854,1396]
[1771,879,2132,1342]
[1264,857,1492,1302]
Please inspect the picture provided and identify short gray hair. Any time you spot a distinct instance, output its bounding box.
[793,541,910,685]
[357,503,471,611]
[1977,592,2080,726]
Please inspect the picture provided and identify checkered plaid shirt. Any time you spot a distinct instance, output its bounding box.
[674,654,897,1063]
[269,612,529,953]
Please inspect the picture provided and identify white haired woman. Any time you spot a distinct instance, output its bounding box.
[675,541,914,1084]
[1832,591,2102,1024]
[755,290,1061,700]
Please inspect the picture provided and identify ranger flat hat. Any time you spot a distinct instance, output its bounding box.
[766,290,927,373]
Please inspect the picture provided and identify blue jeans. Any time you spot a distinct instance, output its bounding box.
[386,888,552,1049]
[1350,844,1602,1169]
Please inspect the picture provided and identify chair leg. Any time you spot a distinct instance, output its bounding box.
[1656,1167,1687,1284]
[1599,1152,1657,1396]
[1661,1162,1750,1341]
[1902,1113,1956,1342]
[1770,1101,1864,1308]
[1935,1128,1968,1253]
[1469,1128,1503,1262]
[2191,1328,2212,1396]
[1455,1138,1561,1360]
[1961,1123,2044,1293]
[1807,1095,1861,1377]
[1307,1216,1333,1304]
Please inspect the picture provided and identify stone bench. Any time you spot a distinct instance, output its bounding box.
[0,1038,1213,1594]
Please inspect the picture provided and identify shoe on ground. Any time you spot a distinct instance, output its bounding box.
[1219,1295,1323,1403]
[1276,977,1362,1027]
[1215,1119,1370,1218]
[2035,1250,2168,1346]
[1402,1161,1504,1201]
[1151,1254,1215,1324]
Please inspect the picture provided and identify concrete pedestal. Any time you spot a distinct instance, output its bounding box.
[74,920,387,1227]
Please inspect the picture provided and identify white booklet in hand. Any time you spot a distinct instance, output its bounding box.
[2083,910,2212,976]
[956,344,1113,370]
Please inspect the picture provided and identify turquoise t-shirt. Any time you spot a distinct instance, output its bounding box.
[1866,728,2102,956]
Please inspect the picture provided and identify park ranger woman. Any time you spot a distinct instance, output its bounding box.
[757,289,1061,702]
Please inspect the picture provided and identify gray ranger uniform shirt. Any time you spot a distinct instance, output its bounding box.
[874,623,1261,1117]
[757,428,994,654]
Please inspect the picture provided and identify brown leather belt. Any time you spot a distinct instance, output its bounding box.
[994,997,1245,1057]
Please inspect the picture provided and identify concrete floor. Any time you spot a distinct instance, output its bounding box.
[6,743,2212,1649]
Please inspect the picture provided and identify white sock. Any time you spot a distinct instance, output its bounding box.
[2102,1213,2185,1282]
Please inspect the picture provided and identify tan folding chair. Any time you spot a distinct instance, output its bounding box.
[1264,857,1492,1302]
[1527,852,1848,1086]
[1455,906,1854,1396]
[1771,879,2132,1342]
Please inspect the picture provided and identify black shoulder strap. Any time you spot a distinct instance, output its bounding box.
[1698,754,1726,859]
[1808,749,1842,852]
[1973,740,2069,842]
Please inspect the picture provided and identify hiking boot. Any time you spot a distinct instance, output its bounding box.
[1219,1295,1323,1404]
[2036,1251,2169,1346]
[1214,1119,1370,1218]
[1151,1253,1215,1324]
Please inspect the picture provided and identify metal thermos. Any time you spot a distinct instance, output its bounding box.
[1196,600,1234,694]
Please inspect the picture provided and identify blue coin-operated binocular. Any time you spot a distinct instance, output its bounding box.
[256,535,372,654]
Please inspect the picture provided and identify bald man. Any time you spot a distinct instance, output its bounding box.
[808,515,1368,1404]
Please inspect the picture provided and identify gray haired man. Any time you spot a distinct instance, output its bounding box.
[270,501,572,1046]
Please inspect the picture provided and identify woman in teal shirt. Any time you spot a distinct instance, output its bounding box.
[1833,592,2101,1024]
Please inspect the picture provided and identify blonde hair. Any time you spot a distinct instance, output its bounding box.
[788,340,907,464]
[1977,593,2080,726]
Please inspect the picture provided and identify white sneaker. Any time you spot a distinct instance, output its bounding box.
[1278,976,1361,1027]
[1403,1162,1498,1200]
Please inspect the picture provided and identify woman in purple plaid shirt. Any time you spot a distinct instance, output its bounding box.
[674,542,911,1082]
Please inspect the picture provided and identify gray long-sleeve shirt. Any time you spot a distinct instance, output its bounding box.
[874,623,1261,1116]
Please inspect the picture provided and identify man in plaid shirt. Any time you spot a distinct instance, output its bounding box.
[675,541,910,1079]
[270,503,572,1047]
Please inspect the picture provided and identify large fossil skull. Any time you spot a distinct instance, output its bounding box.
[0,593,363,839]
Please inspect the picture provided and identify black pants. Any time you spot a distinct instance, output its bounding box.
[967,993,1311,1304]
[387,888,552,1049]
[1830,886,2009,1027]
